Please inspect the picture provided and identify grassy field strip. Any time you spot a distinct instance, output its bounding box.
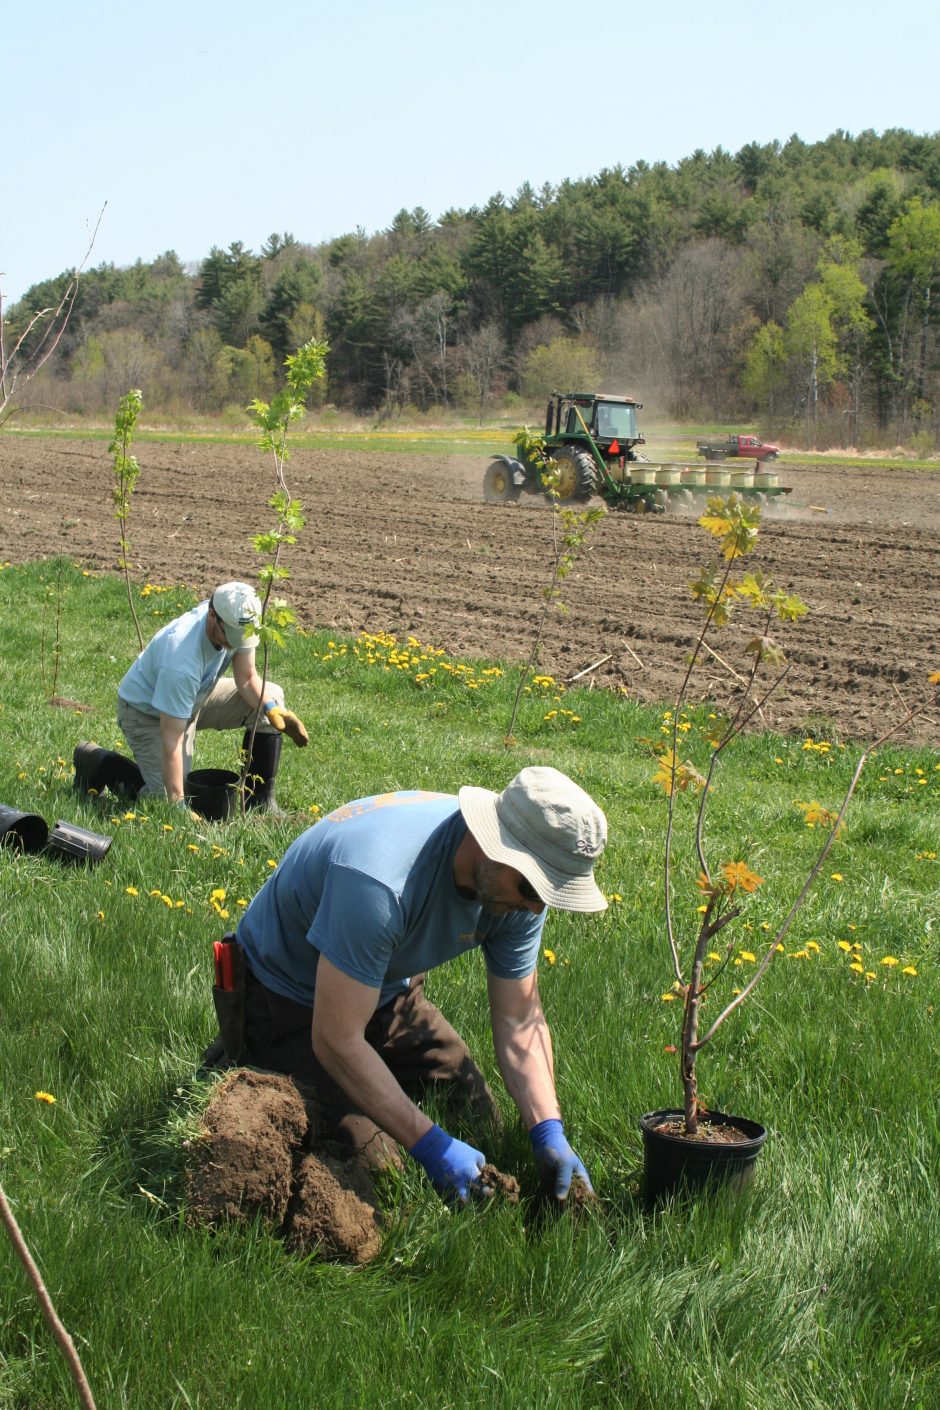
[1,562,938,1409]
[5,423,939,471]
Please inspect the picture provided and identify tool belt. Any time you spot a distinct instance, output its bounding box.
[212,932,246,1064]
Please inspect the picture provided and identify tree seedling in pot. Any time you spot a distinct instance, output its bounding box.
[656,494,938,1139]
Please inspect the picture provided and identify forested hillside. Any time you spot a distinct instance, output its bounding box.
[7,128,940,445]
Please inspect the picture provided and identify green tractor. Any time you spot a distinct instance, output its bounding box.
[483,391,647,506]
[483,390,792,512]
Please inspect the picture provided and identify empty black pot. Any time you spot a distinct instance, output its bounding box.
[73,743,144,799]
[0,804,49,854]
[640,1108,768,1203]
[44,820,113,866]
[185,768,241,822]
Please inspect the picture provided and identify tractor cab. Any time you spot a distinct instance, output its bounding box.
[546,391,645,458]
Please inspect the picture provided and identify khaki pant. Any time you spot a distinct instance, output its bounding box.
[117,679,284,796]
[243,967,500,1171]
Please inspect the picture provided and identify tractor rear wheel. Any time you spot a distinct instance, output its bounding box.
[546,447,597,503]
[483,461,522,504]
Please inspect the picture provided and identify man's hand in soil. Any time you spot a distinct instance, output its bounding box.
[409,1124,491,1204]
[529,1118,593,1200]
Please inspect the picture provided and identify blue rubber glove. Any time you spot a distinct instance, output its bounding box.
[409,1124,489,1204]
[529,1118,593,1199]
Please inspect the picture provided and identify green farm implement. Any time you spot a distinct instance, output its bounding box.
[483,391,792,513]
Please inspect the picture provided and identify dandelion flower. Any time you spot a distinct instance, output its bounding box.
[661,992,676,1002]
[838,940,852,952]
[880,956,899,967]
[830,873,844,882]
[902,966,918,976]
[34,1091,56,1104]
[805,941,820,953]
[707,952,721,962]
[96,911,105,922]
[543,949,557,966]
[850,962,865,973]
[739,950,757,963]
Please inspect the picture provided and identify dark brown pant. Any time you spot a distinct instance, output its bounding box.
[243,967,499,1171]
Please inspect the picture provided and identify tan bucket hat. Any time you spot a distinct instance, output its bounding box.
[458,766,608,913]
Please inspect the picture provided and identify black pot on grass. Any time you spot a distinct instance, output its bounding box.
[44,820,113,866]
[0,804,49,853]
[640,1108,768,1204]
[185,768,241,822]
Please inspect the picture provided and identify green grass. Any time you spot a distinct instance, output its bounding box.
[1,561,938,1409]
[6,420,939,471]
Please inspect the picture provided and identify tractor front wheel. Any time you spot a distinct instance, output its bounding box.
[483,461,522,504]
[546,447,597,503]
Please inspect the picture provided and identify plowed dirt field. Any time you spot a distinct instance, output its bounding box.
[2,437,937,743]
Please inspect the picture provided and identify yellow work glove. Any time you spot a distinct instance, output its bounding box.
[264,703,309,747]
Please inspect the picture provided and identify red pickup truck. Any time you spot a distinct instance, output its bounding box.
[696,434,780,462]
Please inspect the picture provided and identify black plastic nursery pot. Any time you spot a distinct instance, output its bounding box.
[44,820,113,866]
[185,768,241,822]
[0,803,49,854]
[641,1108,768,1204]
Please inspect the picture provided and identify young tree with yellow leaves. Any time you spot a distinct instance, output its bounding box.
[657,495,938,1136]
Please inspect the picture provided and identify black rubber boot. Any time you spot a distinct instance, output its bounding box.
[242,731,285,816]
[73,744,144,800]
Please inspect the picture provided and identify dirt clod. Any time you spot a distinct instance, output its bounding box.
[479,1163,521,1203]
[186,1070,308,1226]
[187,1070,384,1265]
[285,1153,382,1264]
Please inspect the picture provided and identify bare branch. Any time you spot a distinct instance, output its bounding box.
[0,1182,98,1410]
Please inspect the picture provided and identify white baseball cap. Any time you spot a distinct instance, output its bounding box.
[458,766,608,913]
[210,582,262,649]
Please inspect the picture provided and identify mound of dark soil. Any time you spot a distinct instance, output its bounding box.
[187,1070,382,1265]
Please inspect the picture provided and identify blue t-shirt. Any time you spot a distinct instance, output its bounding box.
[236,790,546,1006]
[118,600,240,720]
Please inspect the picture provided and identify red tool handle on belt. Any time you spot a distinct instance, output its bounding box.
[213,939,237,991]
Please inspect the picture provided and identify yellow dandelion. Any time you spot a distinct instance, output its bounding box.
[830,873,844,882]
[34,1091,56,1104]
[865,971,876,981]
[805,941,820,953]
[267,859,277,869]
[125,886,138,896]
[661,992,676,1002]
[707,952,721,962]
[739,950,756,963]
[838,940,852,952]
[163,824,174,832]
[210,888,226,903]
[236,898,248,908]
[543,949,557,965]
[902,966,918,976]
[880,956,899,967]
[96,911,105,922]
[187,844,200,853]
[850,962,865,973]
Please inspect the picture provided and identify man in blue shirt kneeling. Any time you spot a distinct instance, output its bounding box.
[220,766,608,1205]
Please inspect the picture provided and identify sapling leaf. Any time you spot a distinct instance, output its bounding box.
[746,635,786,665]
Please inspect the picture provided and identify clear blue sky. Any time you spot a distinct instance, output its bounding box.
[4,0,938,303]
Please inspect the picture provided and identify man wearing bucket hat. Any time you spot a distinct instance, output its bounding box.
[214,765,607,1204]
[76,582,308,814]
